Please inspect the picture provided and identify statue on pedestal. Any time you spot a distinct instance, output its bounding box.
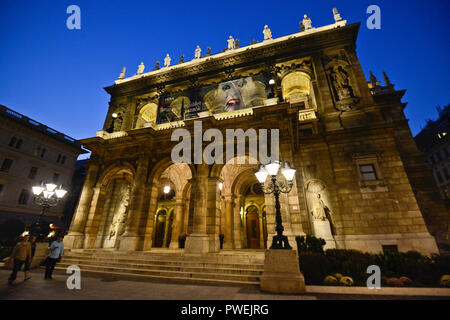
[333,8,342,22]
[206,46,211,56]
[164,54,171,68]
[119,66,126,79]
[178,54,184,64]
[136,62,145,75]
[194,45,201,59]
[310,193,335,235]
[263,25,272,40]
[227,36,235,50]
[301,14,312,30]
[153,61,160,71]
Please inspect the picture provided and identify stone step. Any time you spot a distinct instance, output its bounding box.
[65,253,264,265]
[61,256,264,270]
[52,265,260,286]
[55,263,261,283]
[59,258,262,275]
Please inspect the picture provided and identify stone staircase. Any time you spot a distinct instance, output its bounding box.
[54,249,265,286]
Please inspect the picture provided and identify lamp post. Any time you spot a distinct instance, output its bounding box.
[255,160,296,249]
[31,183,67,240]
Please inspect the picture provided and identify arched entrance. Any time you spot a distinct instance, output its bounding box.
[246,205,260,249]
[242,182,267,249]
[154,209,167,247]
[149,162,192,249]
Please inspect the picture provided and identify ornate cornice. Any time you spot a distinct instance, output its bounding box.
[104,23,360,98]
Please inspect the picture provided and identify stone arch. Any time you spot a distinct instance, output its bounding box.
[135,102,158,128]
[97,162,135,188]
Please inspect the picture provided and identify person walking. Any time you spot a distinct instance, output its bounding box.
[8,235,31,285]
[23,236,37,281]
[44,236,64,280]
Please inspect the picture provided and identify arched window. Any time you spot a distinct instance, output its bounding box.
[9,137,17,147]
[281,71,311,101]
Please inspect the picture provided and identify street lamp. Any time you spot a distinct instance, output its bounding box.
[31,183,67,240]
[255,160,296,249]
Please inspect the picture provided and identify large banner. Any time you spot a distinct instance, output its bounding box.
[157,73,274,124]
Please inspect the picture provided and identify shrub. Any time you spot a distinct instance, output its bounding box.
[386,277,404,287]
[323,275,338,285]
[334,273,343,281]
[440,275,450,287]
[296,235,326,254]
[340,276,354,286]
[298,251,330,285]
[399,276,412,286]
[0,219,25,241]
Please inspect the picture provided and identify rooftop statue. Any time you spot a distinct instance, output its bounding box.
[227,36,235,50]
[333,8,342,22]
[119,66,126,79]
[194,45,201,59]
[164,54,171,68]
[301,14,312,30]
[263,25,272,40]
[153,61,160,71]
[206,46,211,56]
[136,62,145,75]
[178,54,184,64]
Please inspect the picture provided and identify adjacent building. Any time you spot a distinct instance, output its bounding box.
[65,11,449,256]
[415,105,450,202]
[0,104,86,229]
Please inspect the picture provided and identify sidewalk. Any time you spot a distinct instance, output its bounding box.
[0,269,448,300]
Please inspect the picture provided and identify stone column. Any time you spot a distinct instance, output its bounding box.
[119,155,149,251]
[185,164,220,253]
[83,186,104,249]
[142,184,159,250]
[64,161,99,249]
[169,197,185,249]
[222,194,234,249]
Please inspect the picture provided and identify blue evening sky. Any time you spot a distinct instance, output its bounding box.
[0,1,449,154]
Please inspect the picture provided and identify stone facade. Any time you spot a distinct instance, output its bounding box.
[65,19,448,256]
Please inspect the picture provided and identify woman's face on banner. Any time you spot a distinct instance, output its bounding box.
[218,78,246,111]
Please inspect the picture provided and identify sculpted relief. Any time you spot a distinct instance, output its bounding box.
[325,57,360,111]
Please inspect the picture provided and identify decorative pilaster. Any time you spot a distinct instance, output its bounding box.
[64,161,99,249]
[169,196,185,248]
[222,194,234,249]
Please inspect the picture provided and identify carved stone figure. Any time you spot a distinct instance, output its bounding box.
[235,38,240,48]
[333,8,342,22]
[263,25,272,40]
[136,62,145,75]
[178,54,184,64]
[194,45,201,59]
[330,65,353,100]
[164,54,171,68]
[119,66,126,79]
[227,36,235,50]
[108,186,130,239]
[153,61,160,71]
[302,14,312,30]
[311,194,329,221]
[206,46,211,56]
